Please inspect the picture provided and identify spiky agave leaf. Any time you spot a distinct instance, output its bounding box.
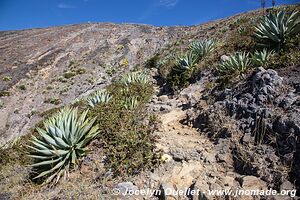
[254,10,300,49]
[250,49,274,67]
[28,107,100,184]
[120,72,149,86]
[189,39,216,59]
[173,51,198,74]
[218,52,251,74]
[86,90,112,108]
[122,96,139,110]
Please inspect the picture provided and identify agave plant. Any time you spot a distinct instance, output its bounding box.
[122,96,139,110]
[86,90,112,108]
[218,52,251,74]
[173,51,198,74]
[120,72,149,86]
[189,39,216,59]
[251,49,274,67]
[254,10,300,49]
[28,107,99,183]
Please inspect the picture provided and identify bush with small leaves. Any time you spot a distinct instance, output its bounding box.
[251,49,274,67]
[28,107,99,184]
[86,90,112,108]
[254,10,300,49]
[218,52,251,74]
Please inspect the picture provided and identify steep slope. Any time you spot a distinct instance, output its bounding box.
[0,23,181,144]
[0,5,299,200]
[0,9,261,144]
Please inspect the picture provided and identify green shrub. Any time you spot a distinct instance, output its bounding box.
[88,80,158,176]
[28,107,99,184]
[254,10,300,49]
[86,90,112,108]
[0,91,10,97]
[145,54,160,69]
[165,51,199,90]
[18,85,26,90]
[267,33,300,68]
[44,97,61,105]
[223,17,256,52]
[189,39,216,59]
[218,52,251,74]
[251,49,274,67]
[2,75,12,82]
[63,72,76,79]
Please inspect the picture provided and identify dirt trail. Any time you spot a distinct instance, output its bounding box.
[155,108,215,161]
[144,103,228,199]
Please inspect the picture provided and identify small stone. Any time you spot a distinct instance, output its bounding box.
[241,176,267,190]
[205,153,216,163]
[158,95,169,102]
[221,176,235,187]
[160,105,172,112]
[161,154,173,162]
[242,133,252,143]
[280,180,295,191]
[220,55,230,62]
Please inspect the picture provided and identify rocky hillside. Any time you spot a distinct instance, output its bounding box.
[0,4,299,200]
[0,23,178,144]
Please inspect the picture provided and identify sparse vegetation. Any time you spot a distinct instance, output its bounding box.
[44,97,61,105]
[120,57,129,67]
[0,91,10,97]
[63,71,76,79]
[2,75,12,82]
[18,84,26,90]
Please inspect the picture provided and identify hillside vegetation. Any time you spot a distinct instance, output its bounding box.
[0,4,299,200]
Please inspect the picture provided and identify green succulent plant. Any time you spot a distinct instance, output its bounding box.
[218,52,251,74]
[28,107,99,184]
[173,51,198,74]
[251,49,274,67]
[120,72,149,86]
[254,10,300,49]
[86,90,112,108]
[122,96,139,110]
[189,39,216,59]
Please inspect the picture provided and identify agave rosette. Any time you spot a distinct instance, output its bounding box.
[189,39,216,59]
[86,90,112,108]
[254,10,300,48]
[218,52,251,74]
[28,107,99,183]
